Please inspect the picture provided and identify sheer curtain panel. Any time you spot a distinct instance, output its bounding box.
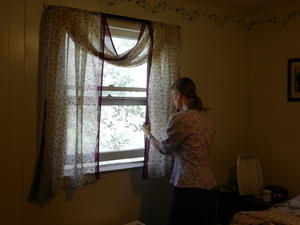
[143,22,181,178]
[29,6,152,205]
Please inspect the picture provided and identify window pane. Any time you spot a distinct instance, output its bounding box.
[103,63,147,88]
[111,37,137,55]
[103,37,147,88]
[100,105,146,152]
[102,90,146,97]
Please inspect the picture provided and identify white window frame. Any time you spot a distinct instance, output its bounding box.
[99,19,148,172]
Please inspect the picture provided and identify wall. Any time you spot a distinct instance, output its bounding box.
[0,0,25,224]
[0,0,250,224]
[0,1,8,225]
[251,10,300,196]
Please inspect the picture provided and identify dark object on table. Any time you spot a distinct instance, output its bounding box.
[265,185,289,203]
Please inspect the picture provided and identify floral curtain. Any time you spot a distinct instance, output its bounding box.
[29,6,152,205]
[143,23,181,178]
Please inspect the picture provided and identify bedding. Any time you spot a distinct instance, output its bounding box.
[230,195,300,225]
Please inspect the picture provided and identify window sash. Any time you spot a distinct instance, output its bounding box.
[102,86,146,92]
[99,92,146,162]
[101,97,146,105]
[101,86,146,105]
[100,149,144,162]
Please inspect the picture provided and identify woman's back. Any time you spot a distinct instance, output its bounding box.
[161,109,216,189]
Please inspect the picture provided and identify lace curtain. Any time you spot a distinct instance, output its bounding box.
[29,6,152,205]
[143,23,181,178]
[29,5,181,205]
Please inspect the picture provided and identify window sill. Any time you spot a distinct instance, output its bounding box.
[100,161,144,173]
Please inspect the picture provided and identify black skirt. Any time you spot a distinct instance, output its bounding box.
[168,187,218,225]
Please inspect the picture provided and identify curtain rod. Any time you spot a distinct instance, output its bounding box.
[42,3,150,24]
[103,13,150,24]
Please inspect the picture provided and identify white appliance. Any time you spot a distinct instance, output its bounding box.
[237,153,264,196]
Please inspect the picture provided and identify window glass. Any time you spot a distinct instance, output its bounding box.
[100,105,146,152]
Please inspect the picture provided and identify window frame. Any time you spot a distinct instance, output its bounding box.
[98,19,148,172]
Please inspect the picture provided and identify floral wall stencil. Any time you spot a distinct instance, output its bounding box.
[99,0,300,30]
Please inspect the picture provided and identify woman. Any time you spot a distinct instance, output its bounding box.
[142,77,217,225]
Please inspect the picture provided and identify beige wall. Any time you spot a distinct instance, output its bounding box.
[251,15,300,196]
[0,0,251,224]
[0,0,25,224]
[0,1,9,225]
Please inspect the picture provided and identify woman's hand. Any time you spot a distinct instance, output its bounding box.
[141,123,152,139]
[141,123,164,154]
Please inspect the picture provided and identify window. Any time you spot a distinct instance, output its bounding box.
[99,19,148,171]
[63,18,149,175]
[30,7,180,203]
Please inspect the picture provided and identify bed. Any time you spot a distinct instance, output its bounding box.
[230,195,300,225]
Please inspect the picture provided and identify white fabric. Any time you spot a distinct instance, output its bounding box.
[36,7,103,201]
[147,22,181,177]
[103,27,151,67]
[231,208,300,225]
[32,6,151,204]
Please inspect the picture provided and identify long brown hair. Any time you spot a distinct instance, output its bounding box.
[171,77,207,111]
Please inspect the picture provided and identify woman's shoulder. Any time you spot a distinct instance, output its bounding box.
[168,110,186,125]
[170,109,188,118]
[169,109,199,122]
[168,110,215,133]
[173,109,214,125]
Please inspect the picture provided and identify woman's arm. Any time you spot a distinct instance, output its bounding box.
[141,123,165,154]
[148,135,165,154]
[141,114,186,155]
[159,115,186,155]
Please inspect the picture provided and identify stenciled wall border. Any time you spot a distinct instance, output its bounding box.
[99,0,300,30]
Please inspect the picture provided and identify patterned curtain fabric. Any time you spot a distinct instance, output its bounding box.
[143,22,181,178]
[29,6,152,205]
[101,16,151,67]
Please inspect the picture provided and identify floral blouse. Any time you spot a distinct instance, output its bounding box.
[150,109,216,189]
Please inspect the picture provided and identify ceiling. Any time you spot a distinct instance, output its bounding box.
[188,0,300,13]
